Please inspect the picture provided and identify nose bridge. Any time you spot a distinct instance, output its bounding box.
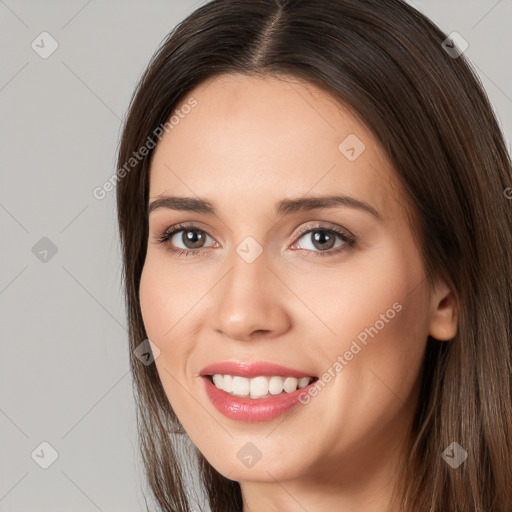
[210,242,290,340]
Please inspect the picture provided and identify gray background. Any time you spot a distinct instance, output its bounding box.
[1,1,511,511]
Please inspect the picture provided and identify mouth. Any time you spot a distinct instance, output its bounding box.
[200,367,319,423]
[204,374,319,399]
[199,360,319,422]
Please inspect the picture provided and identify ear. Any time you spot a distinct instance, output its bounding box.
[428,278,458,341]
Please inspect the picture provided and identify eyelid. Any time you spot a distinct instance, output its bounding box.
[293,221,353,239]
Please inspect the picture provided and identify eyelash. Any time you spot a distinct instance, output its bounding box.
[154,221,356,258]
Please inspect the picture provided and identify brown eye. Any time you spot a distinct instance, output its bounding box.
[308,230,336,251]
[156,225,216,253]
[291,226,355,255]
[180,229,207,249]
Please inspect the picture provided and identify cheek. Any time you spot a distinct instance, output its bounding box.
[297,242,431,413]
[139,256,201,342]
[289,242,429,353]
[139,263,168,342]
[139,256,208,391]
[139,261,192,412]
[138,259,191,396]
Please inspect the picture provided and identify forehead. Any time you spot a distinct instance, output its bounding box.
[149,73,402,217]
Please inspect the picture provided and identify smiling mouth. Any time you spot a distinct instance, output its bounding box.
[205,374,319,399]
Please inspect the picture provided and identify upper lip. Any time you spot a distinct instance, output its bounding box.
[199,361,316,379]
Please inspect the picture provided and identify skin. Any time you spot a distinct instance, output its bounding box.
[139,73,458,512]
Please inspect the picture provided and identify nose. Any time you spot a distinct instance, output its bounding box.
[209,249,291,342]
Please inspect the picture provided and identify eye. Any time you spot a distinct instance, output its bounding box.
[154,222,217,256]
[154,222,356,258]
[290,224,356,257]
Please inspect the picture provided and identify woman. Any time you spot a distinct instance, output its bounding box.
[116,0,512,510]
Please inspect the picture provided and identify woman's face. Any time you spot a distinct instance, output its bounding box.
[139,73,456,488]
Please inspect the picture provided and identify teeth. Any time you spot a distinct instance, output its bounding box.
[269,375,284,395]
[225,375,233,393]
[250,376,268,398]
[232,376,250,396]
[210,374,314,398]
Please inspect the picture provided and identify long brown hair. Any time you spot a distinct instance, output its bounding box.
[115,0,512,510]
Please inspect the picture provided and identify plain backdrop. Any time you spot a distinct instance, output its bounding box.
[1,0,511,510]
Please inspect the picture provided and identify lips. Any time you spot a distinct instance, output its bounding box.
[199,360,316,379]
[202,375,318,422]
[199,360,319,422]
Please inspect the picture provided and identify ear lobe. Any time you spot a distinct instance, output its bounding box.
[428,280,458,341]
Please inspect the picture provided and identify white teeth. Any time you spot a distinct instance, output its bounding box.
[249,376,268,398]
[268,375,284,395]
[212,374,223,388]
[232,376,250,396]
[283,377,298,393]
[210,374,314,398]
[298,377,310,389]
[222,374,233,393]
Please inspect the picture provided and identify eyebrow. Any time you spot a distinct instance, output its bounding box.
[148,194,382,220]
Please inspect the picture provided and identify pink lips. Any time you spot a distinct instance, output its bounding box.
[199,360,317,423]
[199,360,315,379]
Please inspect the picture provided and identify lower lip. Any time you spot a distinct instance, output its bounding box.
[201,376,316,423]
